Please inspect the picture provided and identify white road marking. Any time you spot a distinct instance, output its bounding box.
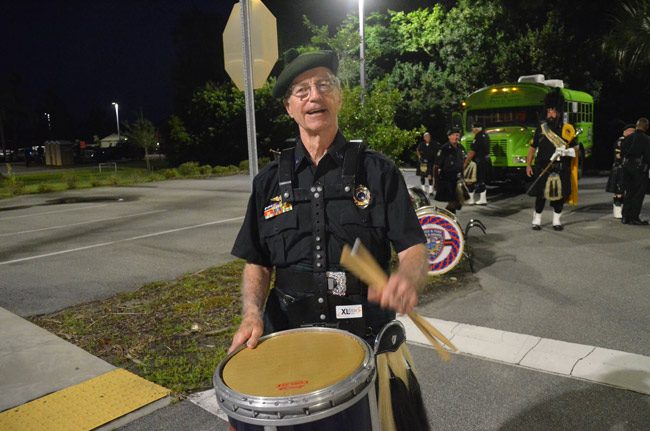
[0,216,244,266]
[399,315,650,396]
[0,204,109,220]
[0,210,168,237]
[189,316,650,422]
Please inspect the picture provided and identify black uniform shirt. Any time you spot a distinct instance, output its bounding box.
[417,140,438,163]
[471,131,490,159]
[621,131,650,162]
[231,131,426,271]
[435,142,466,179]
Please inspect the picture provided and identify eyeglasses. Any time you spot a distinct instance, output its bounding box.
[289,79,338,100]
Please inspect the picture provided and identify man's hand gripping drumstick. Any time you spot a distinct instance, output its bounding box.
[341,239,458,361]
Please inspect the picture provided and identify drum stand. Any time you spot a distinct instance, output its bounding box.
[463,218,487,272]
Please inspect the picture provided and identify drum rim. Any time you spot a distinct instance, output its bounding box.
[213,327,376,426]
[416,206,465,275]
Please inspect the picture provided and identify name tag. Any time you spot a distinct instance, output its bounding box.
[336,304,363,319]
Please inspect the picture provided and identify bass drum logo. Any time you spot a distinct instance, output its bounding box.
[417,207,464,275]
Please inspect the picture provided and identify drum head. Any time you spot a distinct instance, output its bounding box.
[222,329,366,397]
[416,206,464,275]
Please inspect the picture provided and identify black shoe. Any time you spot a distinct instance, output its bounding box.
[532,225,541,231]
[552,224,564,231]
[628,219,649,226]
[621,218,629,224]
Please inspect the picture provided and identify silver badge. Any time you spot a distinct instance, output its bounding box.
[353,185,371,209]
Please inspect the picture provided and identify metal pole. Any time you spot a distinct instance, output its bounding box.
[240,0,259,182]
[112,103,120,142]
[358,0,366,104]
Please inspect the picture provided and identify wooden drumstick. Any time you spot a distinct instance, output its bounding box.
[341,239,457,361]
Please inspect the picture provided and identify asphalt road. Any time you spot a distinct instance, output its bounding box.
[2,172,649,429]
[0,176,251,316]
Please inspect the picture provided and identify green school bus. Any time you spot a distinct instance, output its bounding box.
[458,75,594,183]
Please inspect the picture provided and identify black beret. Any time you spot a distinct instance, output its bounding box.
[447,127,461,136]
[623,123,636,132]
[272,50,339,98]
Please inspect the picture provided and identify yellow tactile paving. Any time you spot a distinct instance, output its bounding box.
[0,369,170,431]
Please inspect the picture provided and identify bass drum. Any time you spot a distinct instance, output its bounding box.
[408,186,431,210]
[416,206,464,275]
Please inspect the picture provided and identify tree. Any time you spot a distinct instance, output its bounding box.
[339,78,423,162]
[123,111,157,171]
[602,0,650,72]
[161,115,192,166]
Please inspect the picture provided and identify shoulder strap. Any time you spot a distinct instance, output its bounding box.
[341,140,365,194]
[278,147,295,202]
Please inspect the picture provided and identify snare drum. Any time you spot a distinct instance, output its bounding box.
[214,327,378,430]
[416,206,465,275]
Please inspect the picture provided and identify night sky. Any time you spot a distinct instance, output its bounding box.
[1,1,384,126]
[1,1,239,125]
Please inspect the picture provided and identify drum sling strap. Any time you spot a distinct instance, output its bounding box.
[274,141,370,335]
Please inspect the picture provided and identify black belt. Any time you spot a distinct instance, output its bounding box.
[275,268,364,296]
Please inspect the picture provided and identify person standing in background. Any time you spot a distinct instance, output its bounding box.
[416,131,438,195]
[606,124,635,219]
[621,117,650,225]
[464,123,491,205]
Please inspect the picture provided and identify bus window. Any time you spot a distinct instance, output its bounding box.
[468,106,542,128]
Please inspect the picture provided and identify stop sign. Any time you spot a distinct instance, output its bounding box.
[223,0,278,90]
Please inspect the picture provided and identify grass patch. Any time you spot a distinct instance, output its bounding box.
[28,255,470,396]
[29,260,246,395]
[0,162,248,199]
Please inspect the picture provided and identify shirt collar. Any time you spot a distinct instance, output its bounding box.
[294,130,348,168]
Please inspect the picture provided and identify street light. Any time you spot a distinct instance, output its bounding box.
[358,0,366,104]
[44,112,52,132]
[111,102,120,142]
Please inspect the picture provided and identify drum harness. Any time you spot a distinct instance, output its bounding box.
[272,140,381,338]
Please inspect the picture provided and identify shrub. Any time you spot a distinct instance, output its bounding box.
[108,175,120,186]
[37,184,54,193]
[178,162,200,176]
[164,168,179,179]
[212,165,228,175]
[215,165,241,176]
[199,165,213,176]
[238,160,249,172]
[258,157,271,167]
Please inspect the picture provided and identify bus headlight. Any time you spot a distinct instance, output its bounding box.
[513,156,527,164]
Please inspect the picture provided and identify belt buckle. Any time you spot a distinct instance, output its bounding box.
[326,271,347,296]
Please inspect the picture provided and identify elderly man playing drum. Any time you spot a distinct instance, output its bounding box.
[227,50,429,430]
[230,49,428,349]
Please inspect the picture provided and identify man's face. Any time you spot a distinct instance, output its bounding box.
[623,127,635,137]
[284,67,341,136]
[546,108,558,120]
[424,133,431,143]
[449,133,460,144]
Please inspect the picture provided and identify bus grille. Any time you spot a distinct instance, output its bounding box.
[490,139,508,165]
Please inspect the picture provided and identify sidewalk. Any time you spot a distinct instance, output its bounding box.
[0,307,170,430]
